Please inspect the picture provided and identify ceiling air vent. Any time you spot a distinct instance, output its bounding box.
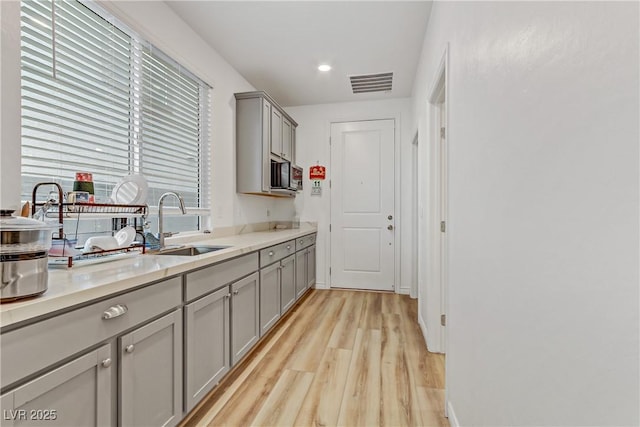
[350,72,393,94]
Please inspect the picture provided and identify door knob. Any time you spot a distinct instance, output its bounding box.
[101,358,112,368]
[387,225,394,230]
[125,344,135,353]
[388,215,393,220]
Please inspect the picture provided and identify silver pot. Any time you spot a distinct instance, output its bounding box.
[1,210,54,302]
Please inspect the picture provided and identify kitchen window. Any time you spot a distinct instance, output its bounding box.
[20,0,211,232]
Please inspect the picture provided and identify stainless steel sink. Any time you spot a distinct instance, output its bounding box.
[155,245,230,256]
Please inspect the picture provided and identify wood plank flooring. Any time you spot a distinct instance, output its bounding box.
[182,289,448,427]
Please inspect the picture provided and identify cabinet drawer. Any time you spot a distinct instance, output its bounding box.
[296,233,316,250]
[186,253,259,302]
[259,240,296,267]
[1,276,181,389]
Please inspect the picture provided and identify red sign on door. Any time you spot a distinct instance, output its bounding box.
[309,165,326,180]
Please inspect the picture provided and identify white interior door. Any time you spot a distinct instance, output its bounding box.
[330,119,395,291]
[438,100,448,351]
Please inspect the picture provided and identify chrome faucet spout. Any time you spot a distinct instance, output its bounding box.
[157,192,187,249]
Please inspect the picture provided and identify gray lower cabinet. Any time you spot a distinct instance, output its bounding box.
[307,245,316,289]
[295,250,307,299]
[0,344,112,427]
[231,272,259,365]
[260,262,281,336]
[295,243,316,299]
[184,287,230,412]
[120,310,182,427]
[280,255,296,313]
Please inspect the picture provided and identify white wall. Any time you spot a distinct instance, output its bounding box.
[0,0,295,226]
[286,98,413,293]
[412,2,639,426]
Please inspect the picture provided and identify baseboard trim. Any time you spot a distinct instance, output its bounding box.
[418,312,429,348]
[397,287,410,295]
[447,401,459,427]
[314,281,328,290]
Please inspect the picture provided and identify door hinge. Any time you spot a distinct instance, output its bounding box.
[329,224,332,232]
[440,127,446,138]
[329,180,332,189]
[329,267,331,275]
[441,314,446,326]
[440,221,446,232]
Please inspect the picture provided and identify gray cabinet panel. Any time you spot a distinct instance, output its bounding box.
[231,272,259,365]
[184,287,230,412]
[1,277,181,389]
[282,117,292,161]
[280,255,296,313]
[120,310,182,427]
[270,107,282,157]
[295,250,307,300]
[0,344,111,427]
[259,263,281,336]
[185,253,259,301]
[259,239,296,267]
[307,245,316,290]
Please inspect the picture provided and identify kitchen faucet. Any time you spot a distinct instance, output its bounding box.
[157,192,187,250]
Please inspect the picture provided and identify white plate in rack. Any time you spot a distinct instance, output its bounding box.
[111,175,148,205]
[115,226,136,248]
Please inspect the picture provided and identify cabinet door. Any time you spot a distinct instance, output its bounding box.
[260,262,281,336]
[307,245,316,290]
[291,126,296,164]
[231,272,259,365]
[120,310,182,427]
[270,108,282,157]
[185,287,230,412]
[280,255,296,313]
[282,117,292,161]
[0,344,111,427]
[262,99,272,191]
[295,250,307,299]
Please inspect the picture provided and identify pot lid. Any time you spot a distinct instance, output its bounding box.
[0,210,58,231]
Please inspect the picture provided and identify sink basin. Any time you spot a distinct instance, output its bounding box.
[155,245,230,256]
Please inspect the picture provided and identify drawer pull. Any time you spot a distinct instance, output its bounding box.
[125,344,135,353]
[101,358,112,368]
[102,304,128,320]
[268,251,274,256]
[286,245,291,250]
[233,290,239,295]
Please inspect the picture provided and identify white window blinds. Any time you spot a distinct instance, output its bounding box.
[20,0,210,213]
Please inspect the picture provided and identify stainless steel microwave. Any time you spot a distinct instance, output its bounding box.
[271,161,302,191]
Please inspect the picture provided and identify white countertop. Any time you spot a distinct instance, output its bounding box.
[0,224,317,329]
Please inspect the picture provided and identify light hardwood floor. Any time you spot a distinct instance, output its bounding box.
[182,289,448,427]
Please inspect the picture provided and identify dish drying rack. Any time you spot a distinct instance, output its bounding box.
[32,182,149,267]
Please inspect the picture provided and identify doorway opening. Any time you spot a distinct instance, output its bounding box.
[426,43,449,417]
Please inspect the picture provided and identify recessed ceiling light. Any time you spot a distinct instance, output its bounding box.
[318,64,332,72]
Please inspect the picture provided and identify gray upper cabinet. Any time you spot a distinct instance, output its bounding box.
[184,287,230,412]
[235,91,298,197]
[271,108,283,158]
[231,272,260,365]
[282,117,293,161]
[0,344,112,427]
[120,310,182,427]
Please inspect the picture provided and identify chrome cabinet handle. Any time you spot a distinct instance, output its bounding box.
[124,344,135,353]
[101,358,112,368]
[103,304,128,320]
[286,245,291,250]
[233,290,239,295]
[268,251,274,256]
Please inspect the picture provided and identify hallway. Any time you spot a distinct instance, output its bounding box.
[183,290,447,426]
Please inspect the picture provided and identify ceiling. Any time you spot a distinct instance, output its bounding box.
[165,1,432,107]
